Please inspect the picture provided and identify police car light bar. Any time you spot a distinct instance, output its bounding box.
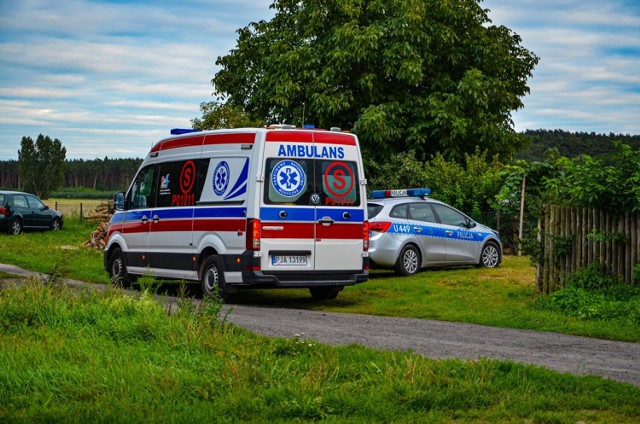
[371,188,431,199]
[170,128,202,135]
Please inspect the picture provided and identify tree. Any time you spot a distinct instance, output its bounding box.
[17,134,67,199]
[212,0,539,164]
[192,101,264,130]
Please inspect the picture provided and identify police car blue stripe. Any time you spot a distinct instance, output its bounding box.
[386,222,494,242]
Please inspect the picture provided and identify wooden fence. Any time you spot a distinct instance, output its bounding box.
[537,205,640,293]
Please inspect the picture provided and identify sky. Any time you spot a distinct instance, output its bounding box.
[0,0,638,161]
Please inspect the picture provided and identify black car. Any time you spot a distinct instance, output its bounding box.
[0,191,64,235]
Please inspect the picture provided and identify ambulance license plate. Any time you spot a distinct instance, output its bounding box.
[272,255,308,266]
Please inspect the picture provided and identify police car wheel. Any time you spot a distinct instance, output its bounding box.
[480,242,501,268]
[200,255,231,301]
[109,247,132,289]
[395,244,420,276]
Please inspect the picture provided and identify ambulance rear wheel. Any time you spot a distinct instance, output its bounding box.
[309,286,342,301]
[395,244,420,276]
[200,255,231,301]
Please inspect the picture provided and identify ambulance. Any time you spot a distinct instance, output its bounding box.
[104,126,369,300]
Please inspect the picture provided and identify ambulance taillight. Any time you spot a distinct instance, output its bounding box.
[246,218,261,251]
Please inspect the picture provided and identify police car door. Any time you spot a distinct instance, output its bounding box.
[430,203,478,264]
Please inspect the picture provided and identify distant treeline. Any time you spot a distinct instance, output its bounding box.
[518,130,640,161]
[1,157,142,191]
[1,130,639,190]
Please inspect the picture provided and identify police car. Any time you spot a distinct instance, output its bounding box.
[367,188,502,275]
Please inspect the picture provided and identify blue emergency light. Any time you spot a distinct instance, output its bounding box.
[170,128,202,135]
[371,188,431,199]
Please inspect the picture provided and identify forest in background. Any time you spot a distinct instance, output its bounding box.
[1,130,639,193]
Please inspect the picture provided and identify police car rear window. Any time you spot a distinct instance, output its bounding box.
[367,203,383,219]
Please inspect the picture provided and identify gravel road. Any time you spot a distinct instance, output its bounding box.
[2,263,639,387]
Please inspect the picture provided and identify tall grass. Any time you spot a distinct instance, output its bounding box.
[1,280,638,422]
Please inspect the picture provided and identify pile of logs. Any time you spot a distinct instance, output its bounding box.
[84,201,115,250]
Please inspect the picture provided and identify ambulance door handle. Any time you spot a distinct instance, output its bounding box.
[279,210,288,218]
[343,212,351,220]
[152,215,159,224]
[141,215,149,223]
[318,216,335,226]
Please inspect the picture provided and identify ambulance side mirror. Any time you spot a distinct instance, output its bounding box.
[114,192,125,211]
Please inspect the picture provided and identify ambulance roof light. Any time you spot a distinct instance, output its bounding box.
[267,124,296,129]
[370,188,431,199]
[171,128,202,135]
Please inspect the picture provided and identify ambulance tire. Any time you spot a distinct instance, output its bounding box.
[108,247,135,289]
[309,286,342,301]
[395,244,421,276]
[200,255,231,302]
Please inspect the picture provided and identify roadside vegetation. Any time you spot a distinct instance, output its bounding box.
[1,217,639,344]
[1,279,639,422]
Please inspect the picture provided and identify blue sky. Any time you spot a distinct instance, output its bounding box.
[0,0,638,160]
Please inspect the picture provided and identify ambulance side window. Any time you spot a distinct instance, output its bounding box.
[129,165,156,209]
[155,159,209,208]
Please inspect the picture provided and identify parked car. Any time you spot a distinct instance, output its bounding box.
[367,188,502,276]
[0,191,63,235]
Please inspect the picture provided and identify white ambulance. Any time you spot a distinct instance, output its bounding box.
[104,126,369,300]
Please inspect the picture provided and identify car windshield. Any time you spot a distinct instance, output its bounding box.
[367,203,383,219]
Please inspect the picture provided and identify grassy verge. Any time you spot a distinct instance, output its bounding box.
[1,280,638,423]
[1,216,639,342]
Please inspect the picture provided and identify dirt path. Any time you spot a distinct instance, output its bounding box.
[2,263,639,387]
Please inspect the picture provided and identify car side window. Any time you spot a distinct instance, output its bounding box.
[129,165,156,209]
[13,195,28,208]
[431,203,467,227]
[408,203,436,223]
[26,195,45,210]
[389,204,408,219]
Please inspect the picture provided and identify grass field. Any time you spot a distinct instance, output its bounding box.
[1,210,640,421]
[45,198,108,218]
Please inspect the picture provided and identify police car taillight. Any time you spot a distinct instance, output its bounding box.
[371,188,431,199]
[370,221,392,233]
[246,218,261,251]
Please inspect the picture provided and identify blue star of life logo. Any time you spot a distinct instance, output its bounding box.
[271,160,305,197]
[213,161,230,196]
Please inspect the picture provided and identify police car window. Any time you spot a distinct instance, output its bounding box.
[265,158,310,205]
[367,203,383,219]
[389,204,408,219]
[408,203,436,223]
[431,204,467,227]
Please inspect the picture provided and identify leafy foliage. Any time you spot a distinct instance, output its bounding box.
[191,101,264,130]
[212,0,539,163]
[17,134,67,199]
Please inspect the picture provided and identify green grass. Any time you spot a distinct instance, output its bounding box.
[1,214,639,342]
[1,280,638,423]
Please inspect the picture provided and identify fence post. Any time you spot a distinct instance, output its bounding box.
[80,202,83,223]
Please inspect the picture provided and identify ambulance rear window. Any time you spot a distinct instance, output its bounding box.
[264,158,360,207]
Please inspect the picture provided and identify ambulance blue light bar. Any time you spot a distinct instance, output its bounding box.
[371,188,432,199]
[170,128,202,135]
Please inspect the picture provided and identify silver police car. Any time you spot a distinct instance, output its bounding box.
[368,188,502,276]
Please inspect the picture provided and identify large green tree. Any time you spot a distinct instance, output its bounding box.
[211,0,539,163]
[17,134,67,199]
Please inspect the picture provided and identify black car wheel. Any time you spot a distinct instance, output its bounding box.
[8,218,22,235]
[480,242,501,268]
[395,244,420,276]
[200,255,231,301]
[51,217,62,231]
